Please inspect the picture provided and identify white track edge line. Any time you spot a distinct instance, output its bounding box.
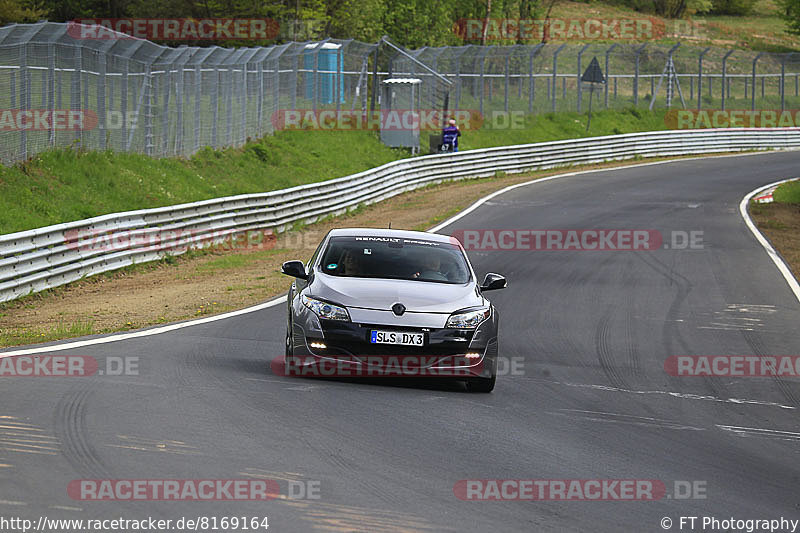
[1,149,794,357]
[739,178,800,304]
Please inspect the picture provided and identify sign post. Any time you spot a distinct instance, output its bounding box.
[581,56,606,132]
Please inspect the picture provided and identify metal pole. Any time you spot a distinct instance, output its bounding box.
[577,43,589,113]
[370,46,378,114]
[634,44,646,106]
[529,44,543,114]
[98,53,107,150]
[504,52,510,113]
[697,47,709,110]
[552,44,566,113]
[751,52,764,111]
[721,50,733,111]
[48,44,55,148]
[605,44,618,109]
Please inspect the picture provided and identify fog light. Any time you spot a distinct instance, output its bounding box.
[465,352,481,359]
[310,342,327,349]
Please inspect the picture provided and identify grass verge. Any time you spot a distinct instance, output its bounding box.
[750,180,800,283]
[0,108,667,235]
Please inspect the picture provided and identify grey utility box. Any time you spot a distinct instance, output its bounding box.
[380,78,422,154]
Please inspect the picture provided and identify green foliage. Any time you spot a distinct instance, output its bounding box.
[0,0,46,24]
[711,0,756,15]
[778,0,800,34]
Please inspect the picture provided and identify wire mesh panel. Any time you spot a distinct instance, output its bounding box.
[3,22,800,165]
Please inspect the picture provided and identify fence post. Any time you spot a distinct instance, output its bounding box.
[194,64,201,152]
[48,44,56,148]
[72,44,82,148]
[504,51,510,113]
[370,46,378,114]
[98,52,107,150]
[697,47,709,110]
[529,43,543,114]
[781,53,792,111]
[751,52,763,111]
[634,44,646,106]
[121,61,129,151]
[552,44,566,113]
[257,61,264,135]
[721,50,733,111]
[144,66,154,156]
[577,44,589,113]
[604,44,618,109]
[479,46,491,116]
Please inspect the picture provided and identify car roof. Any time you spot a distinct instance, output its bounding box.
[327,228,456,244]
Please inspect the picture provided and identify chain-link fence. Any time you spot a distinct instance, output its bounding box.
[3,22,800,165]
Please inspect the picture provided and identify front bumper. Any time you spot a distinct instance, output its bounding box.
[288,302,498,379]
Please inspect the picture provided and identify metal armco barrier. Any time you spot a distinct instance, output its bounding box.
[1,128,799,303]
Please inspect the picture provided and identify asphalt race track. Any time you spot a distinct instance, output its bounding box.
[2,151,800,532]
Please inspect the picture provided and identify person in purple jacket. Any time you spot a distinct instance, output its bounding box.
[441,118,461,152]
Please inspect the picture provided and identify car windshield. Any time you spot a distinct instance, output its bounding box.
[319,235,471,284]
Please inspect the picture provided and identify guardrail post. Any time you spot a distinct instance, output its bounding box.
[552,43,566,113]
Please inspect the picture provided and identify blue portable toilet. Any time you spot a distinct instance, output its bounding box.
[304,42,344,104]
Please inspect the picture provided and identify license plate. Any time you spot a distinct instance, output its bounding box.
[370,330,424,346]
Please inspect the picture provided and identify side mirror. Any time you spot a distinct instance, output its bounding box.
[281,260,308,280]
[480,273,507,291]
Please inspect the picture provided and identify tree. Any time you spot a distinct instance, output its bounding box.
[779,0,800,34]
[1,0,47,25]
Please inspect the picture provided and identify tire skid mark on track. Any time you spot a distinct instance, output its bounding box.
[594,307,629,390]
[631,251,730,400]
[741,330,800,408]
[52,385,108,479]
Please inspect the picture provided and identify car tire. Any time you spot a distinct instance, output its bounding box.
[467,373,495,393]
[284,325,292,357]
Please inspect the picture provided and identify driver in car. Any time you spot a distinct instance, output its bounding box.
[412,255,448,281]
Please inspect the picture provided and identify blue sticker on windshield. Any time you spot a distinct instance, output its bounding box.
[326,263,338,269]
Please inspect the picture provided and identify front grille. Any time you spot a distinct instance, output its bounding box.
[316,320,476,358]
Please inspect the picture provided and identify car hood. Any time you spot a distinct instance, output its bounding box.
[309,273,483,314]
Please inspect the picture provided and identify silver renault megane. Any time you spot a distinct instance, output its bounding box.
[280,228,506,392]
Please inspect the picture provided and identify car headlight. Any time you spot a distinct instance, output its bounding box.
[301,294,350,321]
[446,307,490,329]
